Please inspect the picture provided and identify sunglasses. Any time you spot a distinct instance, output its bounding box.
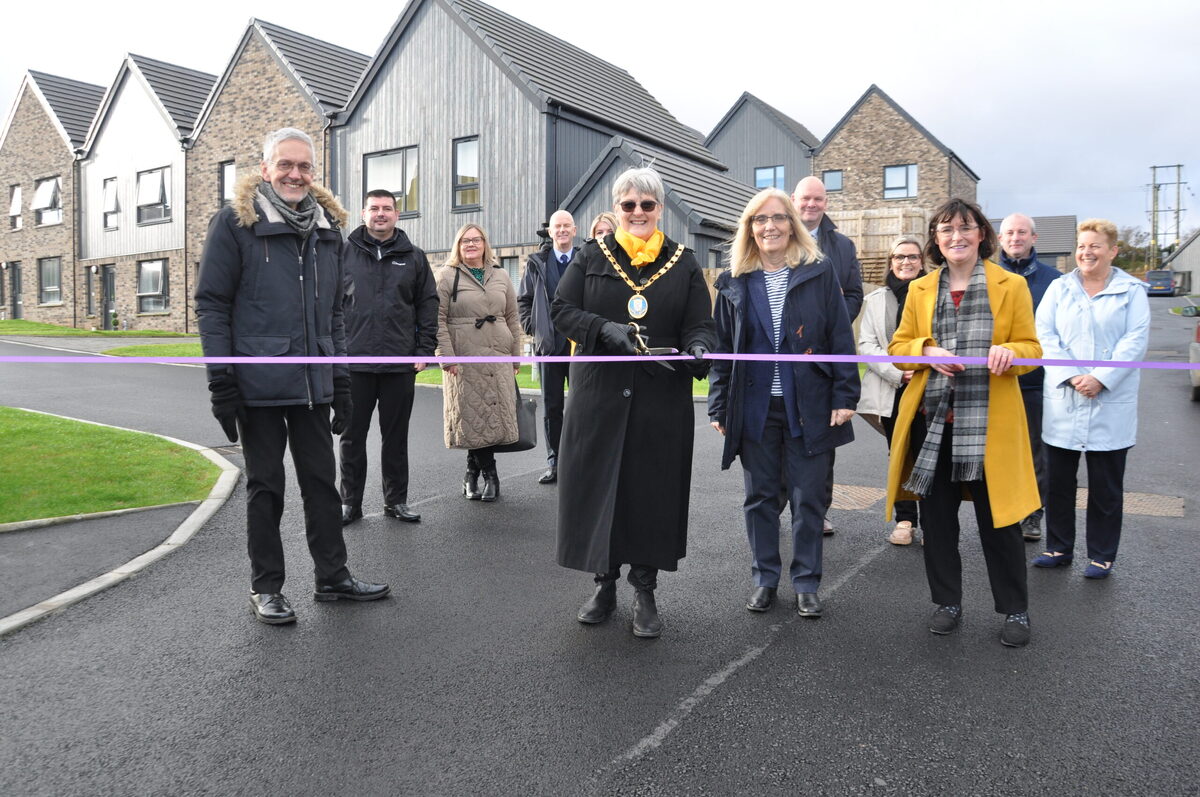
[618,200,659,213]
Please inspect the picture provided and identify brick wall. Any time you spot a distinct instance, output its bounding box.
[78,247,183,331]
[0,85,78,326]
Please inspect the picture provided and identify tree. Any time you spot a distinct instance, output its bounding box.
[1115,226,1151,273]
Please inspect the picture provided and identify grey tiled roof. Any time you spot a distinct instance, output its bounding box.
[988,215,1077,256]
[706,91,820,149]
[255,19,371,113]
[27,71,105,148]
[565,136,757,233]
[129,54,217,138]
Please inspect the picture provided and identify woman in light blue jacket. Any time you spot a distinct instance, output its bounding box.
[1032,218,1149,579]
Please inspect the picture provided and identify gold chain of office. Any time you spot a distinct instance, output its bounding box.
[596,237,686,320]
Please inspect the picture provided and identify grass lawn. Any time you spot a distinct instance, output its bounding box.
[0,407,220,524]
[0,319,195,337]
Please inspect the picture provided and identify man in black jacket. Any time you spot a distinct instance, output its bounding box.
[339,189,438,524]
[517,210,577,484]
[195,128,388,625]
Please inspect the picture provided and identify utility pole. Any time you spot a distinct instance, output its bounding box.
[1147,164,1187,269]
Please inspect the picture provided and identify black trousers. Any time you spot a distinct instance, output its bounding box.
[881,388,919,526]
[1045,445,1128,563]
[240,404,350,594]
[1021,387,1048,521]
[539,361,570,467]
[468,447,496,470]
[914,419,1027,614]
[338,371,417,507]
[596,565,658,591]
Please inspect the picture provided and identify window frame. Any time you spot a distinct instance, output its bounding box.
[500,255,519,287]
[822,170,844,192]
[364,146,420,217]
[136,258,169,313]
[102,177,120,229]
[883,164,918,200]
[38,256,62,305]
[8,184,21,230]
[33,177,62,226]
[135,166,172,225]
[451,136,481,211]
[753,165,786,191]
[218,161,236,208]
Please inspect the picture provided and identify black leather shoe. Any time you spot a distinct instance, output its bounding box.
[383,504,421,522]
[313,576,390,602]
[250,592,296,624]
[481,467,499,502]
[577,581,616,624]
[463,469,481,500]
[797,592,823,618]
[538,467,557,484]
[929,604,962,635]
[341,504,363,526]
[746,586,776,612]
[631,590,662,638]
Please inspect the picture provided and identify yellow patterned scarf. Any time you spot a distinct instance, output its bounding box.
[615,228,664,266]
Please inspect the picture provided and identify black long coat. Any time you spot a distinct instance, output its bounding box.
[550,233,716,573]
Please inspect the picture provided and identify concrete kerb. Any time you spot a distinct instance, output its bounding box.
[0,409,240,638]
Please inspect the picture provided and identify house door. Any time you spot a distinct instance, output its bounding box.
[101,265,116,330]
[9,263,22,320]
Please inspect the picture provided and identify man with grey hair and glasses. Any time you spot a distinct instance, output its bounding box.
[196,127,389,625]
[997,213,1061,541]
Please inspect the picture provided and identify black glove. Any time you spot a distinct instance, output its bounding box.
[208,376,241,443]
[598,321,637,355]
[688,343,709,360]
[685,343,712,379]
[331,376,353,436]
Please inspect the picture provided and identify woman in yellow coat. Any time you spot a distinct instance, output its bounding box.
[886,198,1041,647]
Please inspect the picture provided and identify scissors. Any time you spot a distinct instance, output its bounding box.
[627,323,676,371]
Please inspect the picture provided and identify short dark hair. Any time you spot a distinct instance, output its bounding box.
[363,189,397,209]
[924,198,998,265]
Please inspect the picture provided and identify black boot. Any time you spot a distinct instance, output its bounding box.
[577,580,617,624]
[631,589,662,638]
[463,468,481,500]
[480,466,499,502]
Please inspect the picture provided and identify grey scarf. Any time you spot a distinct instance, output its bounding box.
[904,260,992,496]
[258,183,320,239]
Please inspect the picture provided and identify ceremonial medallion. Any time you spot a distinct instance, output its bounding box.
[627,294,648,319]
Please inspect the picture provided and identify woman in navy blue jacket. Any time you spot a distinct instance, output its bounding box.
[708,188,860,617]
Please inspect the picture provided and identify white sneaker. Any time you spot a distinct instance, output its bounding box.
[823,517,834,536]
[888,521,914,546]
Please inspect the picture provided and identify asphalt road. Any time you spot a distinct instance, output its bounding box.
[0,304,1197,796]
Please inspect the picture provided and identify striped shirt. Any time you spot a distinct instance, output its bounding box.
[763,267,790,396]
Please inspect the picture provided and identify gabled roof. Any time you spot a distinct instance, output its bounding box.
[339,0,723,169]
[27,71,105,149]
[705,91,820,150]
[562,136,757,235]
[1160,228,1199,268]
[84,55,217,151]
[816,84,979,181]
[988,215,1077,256]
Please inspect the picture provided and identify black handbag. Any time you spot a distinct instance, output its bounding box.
[495,380,538,453]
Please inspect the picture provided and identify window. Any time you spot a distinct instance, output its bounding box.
[822,170,844,192]
[754,166,786,191]
[219,161,236,207]
[136,167,171,223]
[85,267,96,315]
[707,249,724,269]
[364,147,419,215]
[137,259,168,312]
[452,137,480,209]
[33,177,62,226]
[883,164,918,199]
[38,257,62,304]
[102,177,120,228]
[7,185,20,230]
[501,255,519,286]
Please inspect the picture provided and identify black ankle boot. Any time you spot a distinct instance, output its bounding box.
[631,589,662,638]
[463,468,481,500]
[577,581,617,624]
[480,466,499,502]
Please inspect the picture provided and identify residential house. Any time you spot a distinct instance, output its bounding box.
[704,91,820,194]
[185,19,370,331]
[0,71,104,324]
[77,54,216,332]
[988,214,1077,272]
[1159,227,1199,294]
[329,0,730,280]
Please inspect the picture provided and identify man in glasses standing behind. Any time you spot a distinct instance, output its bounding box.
[196,128,389,625]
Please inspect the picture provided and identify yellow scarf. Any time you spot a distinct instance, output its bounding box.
[615,228,664,266]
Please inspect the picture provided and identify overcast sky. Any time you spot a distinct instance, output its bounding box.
[5,0,1197,239]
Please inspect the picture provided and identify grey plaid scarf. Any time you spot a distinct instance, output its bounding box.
[258,183,320,239]
[903,260,992,496]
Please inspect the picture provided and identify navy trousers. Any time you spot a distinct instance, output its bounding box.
[539,361,570,467]
[740,397,830,592]
[1045,445,1128,563]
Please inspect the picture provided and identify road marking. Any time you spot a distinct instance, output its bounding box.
[0,338,203,368]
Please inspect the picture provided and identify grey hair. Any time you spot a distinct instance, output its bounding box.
[1001,213,1037,233]
[890,234,925,256]
[611,167,664,205]
[262,127,315,164]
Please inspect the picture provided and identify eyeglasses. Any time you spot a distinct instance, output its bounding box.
[891,253,921,263]
[273,160,315,175]
[935,223,979,238]
[618,200,659,213]
[460,236,484,245]
[750,214,791,227]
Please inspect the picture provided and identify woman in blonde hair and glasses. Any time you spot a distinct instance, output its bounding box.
[588,211,618,241]
[707,188,859,618]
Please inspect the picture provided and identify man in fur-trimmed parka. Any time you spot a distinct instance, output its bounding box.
[195,127,390,625]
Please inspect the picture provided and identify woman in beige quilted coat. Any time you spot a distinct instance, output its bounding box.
[435,224,522,501]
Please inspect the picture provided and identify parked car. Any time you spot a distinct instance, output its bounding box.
[1187,307,1200,401]
[1146,269,1178,297]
